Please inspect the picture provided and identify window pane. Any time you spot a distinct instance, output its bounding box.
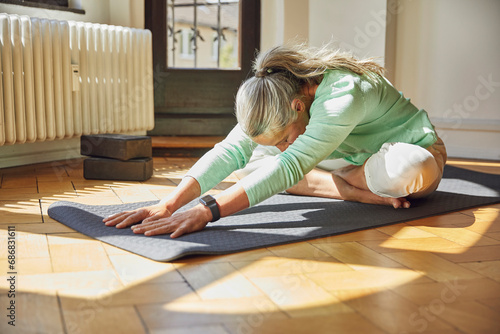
[166,0,240,69]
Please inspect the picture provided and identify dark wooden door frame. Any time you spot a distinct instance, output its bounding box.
[145,0,261,136]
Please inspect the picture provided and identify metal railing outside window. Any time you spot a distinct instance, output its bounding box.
[166,0,239,69]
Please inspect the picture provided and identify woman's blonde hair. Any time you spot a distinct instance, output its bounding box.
[235,44,385,138]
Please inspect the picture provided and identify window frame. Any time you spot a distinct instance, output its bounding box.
[144,0,261,136]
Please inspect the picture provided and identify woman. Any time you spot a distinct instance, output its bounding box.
[103,44,447,238]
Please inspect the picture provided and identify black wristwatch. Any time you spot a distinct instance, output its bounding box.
[199,195,220,222]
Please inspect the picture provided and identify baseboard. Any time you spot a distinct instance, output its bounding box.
[0,132,147,169]
[431,117,500,132]
[0,138,82,169]
[435,126,500,161]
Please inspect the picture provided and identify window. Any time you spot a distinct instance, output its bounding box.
[166,0,239,69]
[145,0,260,136]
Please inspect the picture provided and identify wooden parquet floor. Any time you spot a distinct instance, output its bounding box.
[0,157,499,334]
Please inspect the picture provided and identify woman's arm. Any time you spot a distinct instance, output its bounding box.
[103,171,251,238]
[103,124,255,236]
[102,176,202,228]
[130,183,250,238]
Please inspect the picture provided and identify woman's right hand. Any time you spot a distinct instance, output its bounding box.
[102,203,172,229]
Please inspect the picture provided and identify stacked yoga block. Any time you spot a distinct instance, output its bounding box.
[81,134,153,181]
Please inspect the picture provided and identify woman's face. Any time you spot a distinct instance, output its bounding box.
[253,106,309,152]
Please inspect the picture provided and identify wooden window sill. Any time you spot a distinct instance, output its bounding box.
[1,0,86,15]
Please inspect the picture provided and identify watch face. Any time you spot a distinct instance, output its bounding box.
[199,195,220,222]
[201,195,216,205]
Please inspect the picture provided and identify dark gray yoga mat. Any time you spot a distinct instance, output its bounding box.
[48,166,500,262]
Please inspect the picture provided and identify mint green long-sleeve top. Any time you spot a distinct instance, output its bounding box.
[186,69,437,207]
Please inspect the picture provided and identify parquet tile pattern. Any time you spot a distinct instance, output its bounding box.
[0,157,499,334]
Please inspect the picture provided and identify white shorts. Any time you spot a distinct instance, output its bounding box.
[364,137,447,198]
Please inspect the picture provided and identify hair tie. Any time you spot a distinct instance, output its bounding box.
[255,68,272,78]
[254,67,280,78]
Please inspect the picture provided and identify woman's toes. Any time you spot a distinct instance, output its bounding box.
[394,198,411,209]
[388,198,401,208]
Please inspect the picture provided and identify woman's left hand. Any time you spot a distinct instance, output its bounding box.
[131,204,212,238]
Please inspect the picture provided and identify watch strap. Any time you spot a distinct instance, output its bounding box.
[199,195,220,222]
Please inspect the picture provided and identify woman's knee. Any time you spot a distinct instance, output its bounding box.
[364,142,442,198]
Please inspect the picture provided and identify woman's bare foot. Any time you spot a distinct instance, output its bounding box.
[332,174,411,209]
[388,197,411,209]
[284,167,411,209]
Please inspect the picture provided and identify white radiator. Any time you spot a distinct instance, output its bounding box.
[0,14,154,146]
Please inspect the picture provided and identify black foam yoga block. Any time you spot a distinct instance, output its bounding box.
[81,134,152,161]
[84,157,153,181]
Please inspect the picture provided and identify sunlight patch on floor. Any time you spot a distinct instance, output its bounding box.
[447,159,500,168]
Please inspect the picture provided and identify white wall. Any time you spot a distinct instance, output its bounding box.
[308,0,387,62]
[393,0,500,160]
[261,0,387,62]
[264,0,500,161]
[261,0,307,51]
[108,0,144,29]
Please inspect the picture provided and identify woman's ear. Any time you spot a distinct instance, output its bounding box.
[291,98,306,114]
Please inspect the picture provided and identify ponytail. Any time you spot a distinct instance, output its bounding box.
[253,43,385,83]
